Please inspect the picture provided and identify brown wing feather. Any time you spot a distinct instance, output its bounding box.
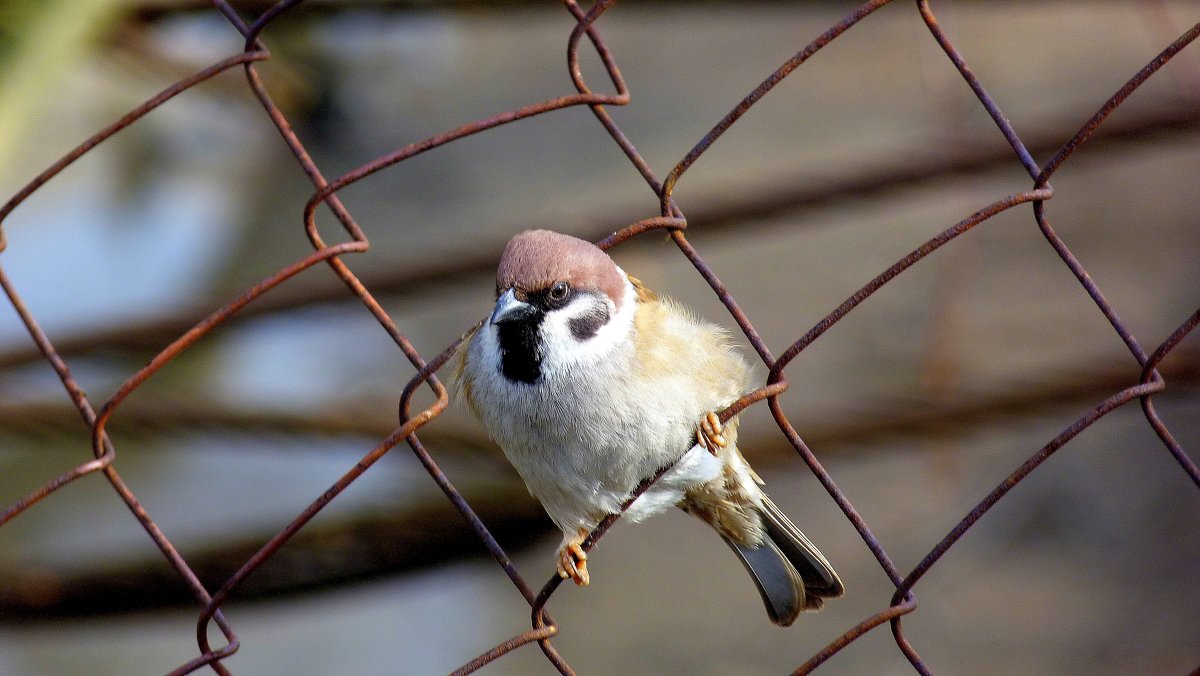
[626,274,658,303]
[452,322,483,415]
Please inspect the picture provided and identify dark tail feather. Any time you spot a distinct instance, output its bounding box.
[760,496,844,600]
[723,535,807,626]
[722,496,844,627]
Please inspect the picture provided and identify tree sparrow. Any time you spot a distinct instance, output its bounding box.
[457,229,843,626]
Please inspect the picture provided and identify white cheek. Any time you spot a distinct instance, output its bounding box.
[540,293,631,373]
[473,323,505,377]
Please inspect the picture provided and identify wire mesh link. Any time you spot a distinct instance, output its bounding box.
[0,1,1197,674]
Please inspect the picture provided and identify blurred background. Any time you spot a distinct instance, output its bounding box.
[0,1,1198,674]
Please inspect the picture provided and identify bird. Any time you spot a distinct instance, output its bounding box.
[456,229,843,626]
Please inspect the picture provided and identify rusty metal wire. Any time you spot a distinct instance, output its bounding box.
[1,1,1197,674]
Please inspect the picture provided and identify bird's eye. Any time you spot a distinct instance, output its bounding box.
[548,282,570,302]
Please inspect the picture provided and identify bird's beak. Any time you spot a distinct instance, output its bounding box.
[490,288,537,325]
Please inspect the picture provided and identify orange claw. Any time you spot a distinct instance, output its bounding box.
[698,411,727,456]
[557,532,590,586]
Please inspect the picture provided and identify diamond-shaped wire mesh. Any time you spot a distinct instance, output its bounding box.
[1,1,1197,674]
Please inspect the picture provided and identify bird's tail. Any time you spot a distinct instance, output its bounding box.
[722,496,844,627]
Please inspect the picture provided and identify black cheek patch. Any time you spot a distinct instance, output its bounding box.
[568,303,610,341]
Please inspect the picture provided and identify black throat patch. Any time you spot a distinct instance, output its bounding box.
[493,286,611,384]
[497,311,544,384]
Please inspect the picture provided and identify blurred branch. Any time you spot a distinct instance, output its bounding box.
[1,351,1195,619]
[127,0,872,21]
[0,487,548,620]
[4,350,1196,459]
[0,99,1197,370]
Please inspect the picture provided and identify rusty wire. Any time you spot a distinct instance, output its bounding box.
[0,0,1198,674]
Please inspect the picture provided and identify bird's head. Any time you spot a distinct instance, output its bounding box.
[486,229,635,384]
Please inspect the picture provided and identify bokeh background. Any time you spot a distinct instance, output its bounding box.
[0,1,1198,674]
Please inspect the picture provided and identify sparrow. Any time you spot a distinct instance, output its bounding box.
[456,229,843,626]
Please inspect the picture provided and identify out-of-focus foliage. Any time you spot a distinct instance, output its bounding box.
[0,0,126,184]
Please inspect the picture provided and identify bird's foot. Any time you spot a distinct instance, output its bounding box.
[557,529,590,586]
[697,411,728,456]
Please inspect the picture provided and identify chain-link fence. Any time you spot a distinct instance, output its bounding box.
[1,1,1198,674]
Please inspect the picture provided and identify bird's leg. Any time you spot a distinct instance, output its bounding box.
[557,527,590,586]
[697,411,728,456]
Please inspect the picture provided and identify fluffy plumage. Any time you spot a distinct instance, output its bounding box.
[457,229,843,625]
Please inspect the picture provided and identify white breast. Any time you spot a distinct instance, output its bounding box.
[464,273,724,534]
